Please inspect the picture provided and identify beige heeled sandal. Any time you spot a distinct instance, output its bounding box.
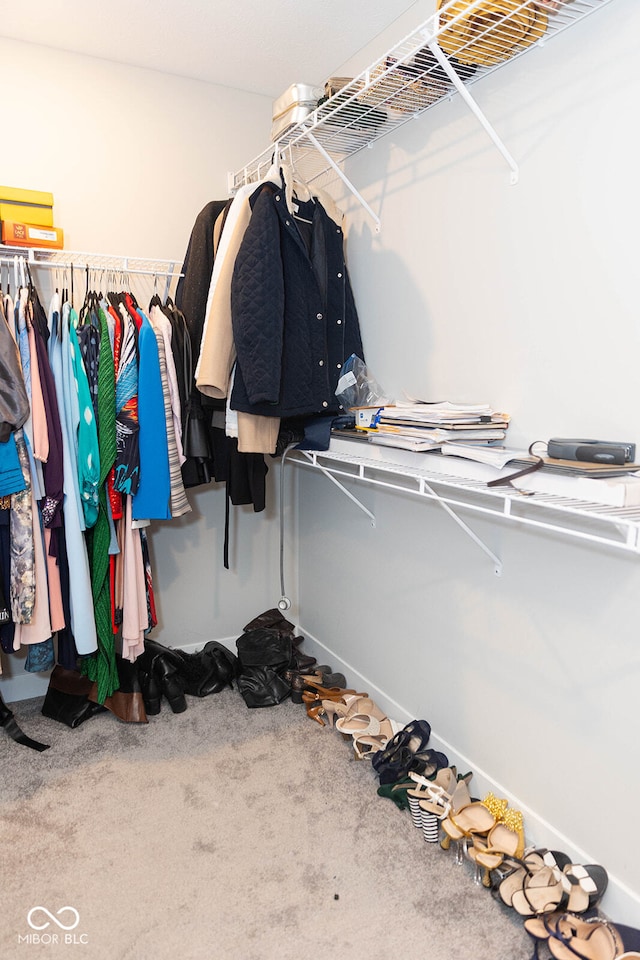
[468,807,525,887]
[335,697,386,736]
[352,717,403,760]
[319,693,368,726]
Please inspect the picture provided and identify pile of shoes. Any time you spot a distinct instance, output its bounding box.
[137,637,238,715]
[369,723,630,956]
[234,608,317,708]
[290,680,635,949]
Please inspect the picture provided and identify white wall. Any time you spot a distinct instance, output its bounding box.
[0,38,295,698]
[297,0,640,925]
[2,4,639,924]
[0,37,271,255]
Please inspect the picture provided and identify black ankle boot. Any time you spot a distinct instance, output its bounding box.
[152,655,187,713]
[137,665,162,715]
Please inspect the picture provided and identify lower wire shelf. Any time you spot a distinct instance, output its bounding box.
[286,445,640,573]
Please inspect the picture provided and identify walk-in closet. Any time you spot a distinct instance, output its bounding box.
[1,0,639,956]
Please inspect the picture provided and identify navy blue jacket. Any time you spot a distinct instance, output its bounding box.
[230,183,363,418]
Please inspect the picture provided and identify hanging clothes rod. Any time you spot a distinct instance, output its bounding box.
[0,246,183,278]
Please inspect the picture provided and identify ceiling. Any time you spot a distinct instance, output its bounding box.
[1,0,423,98]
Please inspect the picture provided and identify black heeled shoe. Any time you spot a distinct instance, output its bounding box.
[200,642,238,690]
[137,665,162,715]
[152,656,187,713]
[372,719,432,783]
[411,748,450,779]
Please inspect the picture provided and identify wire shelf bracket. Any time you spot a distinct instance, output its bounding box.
[290,448,504,574]
[423,36,519,185]
[305,130,382,232]
[287,443,640,575]
[229,0,617,227]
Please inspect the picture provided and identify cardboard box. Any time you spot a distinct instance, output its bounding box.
[0,201,53,227]
[0,186,54,228]
[1,220,64,249]
[0,185,54,206]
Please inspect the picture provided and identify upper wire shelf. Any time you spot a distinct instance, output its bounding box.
[230,0,616,197]
[0,245,182,278]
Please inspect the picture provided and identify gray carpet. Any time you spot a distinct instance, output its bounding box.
[1,689,533,960]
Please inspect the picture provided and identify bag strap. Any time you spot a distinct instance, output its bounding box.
[1,699,50,752]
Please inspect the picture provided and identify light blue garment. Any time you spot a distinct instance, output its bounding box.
[48,296,98,656]
[69,310,100,529]
[0,432,25,496]
[132,310,171,520]
[58,302,85,531]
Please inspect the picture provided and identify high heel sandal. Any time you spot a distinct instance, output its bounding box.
[407,767,456,827]
[305,702,326,726]
[468,806,525,887]
[373,718,432,762]
[371,719,432,784]
[496,849,571,909]
[334,697,386,737]
[440,792,501,864]
[523,911,597,960]
[332,697,400,757]
[376,778,415,810]
[511,861,608,918]
[417,772,473,844]
[410,747,450,780]
[533,913,640,960]
[321,693,369,727]
[352,718,403,760]
[301,688,365,725]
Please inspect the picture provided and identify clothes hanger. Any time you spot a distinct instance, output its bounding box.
[287,147,315,225]
[78,264,92,324]
[149,273,162,310]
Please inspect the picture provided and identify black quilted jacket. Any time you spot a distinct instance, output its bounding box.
[230,183,363,418]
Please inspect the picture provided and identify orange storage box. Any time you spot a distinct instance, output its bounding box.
[1,220,64,249]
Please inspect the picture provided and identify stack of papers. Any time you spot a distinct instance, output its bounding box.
[440,442,529,468]
[361,401,511,453]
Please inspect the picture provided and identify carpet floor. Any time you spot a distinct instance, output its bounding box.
[1,688,533,959]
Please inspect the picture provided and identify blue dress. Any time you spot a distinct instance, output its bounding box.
[132,309,171,520]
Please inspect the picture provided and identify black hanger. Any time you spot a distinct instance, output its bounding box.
[78,265,92,324]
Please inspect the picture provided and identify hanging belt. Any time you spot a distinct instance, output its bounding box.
[486,442,545,489]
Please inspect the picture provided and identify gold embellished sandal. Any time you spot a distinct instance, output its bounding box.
[468,806,525,887]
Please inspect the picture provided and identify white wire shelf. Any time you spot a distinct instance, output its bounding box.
[0,245,182,278]
[286,442,640,574]
[230,0,617,201]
